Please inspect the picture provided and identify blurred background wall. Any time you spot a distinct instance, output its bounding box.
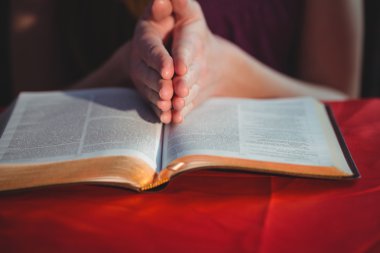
[361,0,380,97]
[0,0,12,106]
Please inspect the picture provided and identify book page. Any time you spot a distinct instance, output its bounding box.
[0,88,162,170]
[163,97,350,173]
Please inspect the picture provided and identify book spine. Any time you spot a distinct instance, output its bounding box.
[140,177,169,191]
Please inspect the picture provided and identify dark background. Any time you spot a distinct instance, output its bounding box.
[1,0,379,107]
[0,0,11,106]
[361,0,380,97]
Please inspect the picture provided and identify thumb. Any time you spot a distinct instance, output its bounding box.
[171,0,203,22]
[147,0,173,22]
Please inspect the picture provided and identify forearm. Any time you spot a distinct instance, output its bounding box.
[71,42,132,89]
[213,36,349,100]
[297,0,362,98]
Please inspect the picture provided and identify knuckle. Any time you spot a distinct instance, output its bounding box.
[147,42,162,60]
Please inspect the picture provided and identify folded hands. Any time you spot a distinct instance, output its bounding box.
[129,0,223,124]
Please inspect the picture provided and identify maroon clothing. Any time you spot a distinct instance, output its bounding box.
[198,0,305,76]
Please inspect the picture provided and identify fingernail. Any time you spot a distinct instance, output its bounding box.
[160,114,168,124]
[159,88,170,100]
[161,69,173,80]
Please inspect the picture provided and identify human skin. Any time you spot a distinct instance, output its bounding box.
[75,0,363,124]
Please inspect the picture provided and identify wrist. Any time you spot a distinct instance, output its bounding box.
[210,35,242,97]
[106,41,132,85]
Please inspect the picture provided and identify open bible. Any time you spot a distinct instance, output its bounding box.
[0,88,359,192]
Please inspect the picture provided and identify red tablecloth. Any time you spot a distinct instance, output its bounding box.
[0,99,379,253]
